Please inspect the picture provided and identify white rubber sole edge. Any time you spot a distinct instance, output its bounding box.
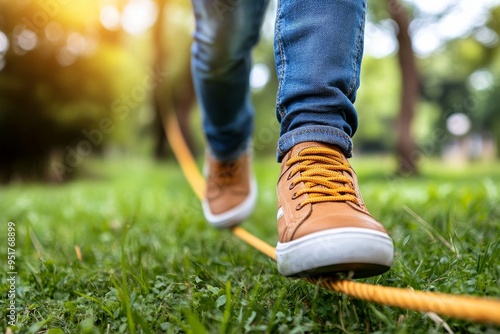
[202,178,257,228]
[276,227,394,277]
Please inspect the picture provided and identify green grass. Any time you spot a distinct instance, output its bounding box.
[0,156,499,333]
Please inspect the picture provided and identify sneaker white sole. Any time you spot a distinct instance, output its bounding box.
[202,178,257,229]
[276,227,394,278]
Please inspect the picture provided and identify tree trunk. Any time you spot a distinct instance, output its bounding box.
[174,65,197,157]
[152,0,170,160]
[388,0,420,176]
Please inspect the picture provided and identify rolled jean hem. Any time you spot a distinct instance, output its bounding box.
[276,125,353,162]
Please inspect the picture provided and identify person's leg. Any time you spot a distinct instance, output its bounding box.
[274,0,365,160]
[191,0,268,227]
[274,0,394,278]
[191,0,268,161]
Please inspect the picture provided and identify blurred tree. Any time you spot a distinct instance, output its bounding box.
[388,0,420,175]
[151,0,196,160]
[367,0,420,175]
[364,0,500,170]
[0,0,137,182]
[419,4,500,159]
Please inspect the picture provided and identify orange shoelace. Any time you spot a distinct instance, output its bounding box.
[211,159,242,187]
[286,147,359,208]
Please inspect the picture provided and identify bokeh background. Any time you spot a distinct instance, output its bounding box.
[0,0,499,183]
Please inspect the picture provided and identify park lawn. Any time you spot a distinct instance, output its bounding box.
[0,156,499,333]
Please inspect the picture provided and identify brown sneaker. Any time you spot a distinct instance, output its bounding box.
[202,151,257,228]
[276,142,393,278]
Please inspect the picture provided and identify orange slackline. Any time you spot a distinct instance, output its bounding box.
[162,112,500,326]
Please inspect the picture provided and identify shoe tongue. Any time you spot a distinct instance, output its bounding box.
[295,142,341,155]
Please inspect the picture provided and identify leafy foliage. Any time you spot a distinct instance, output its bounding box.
[0,0,141,181]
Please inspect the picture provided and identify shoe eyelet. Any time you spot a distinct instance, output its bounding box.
[289,183,295,190]
[296,204,302,211]
[291,193,297,200]
[287,172,293,180]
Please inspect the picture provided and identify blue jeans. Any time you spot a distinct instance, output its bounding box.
[191,0,366,161]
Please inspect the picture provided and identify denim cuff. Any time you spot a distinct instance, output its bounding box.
[276,125,353,162]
